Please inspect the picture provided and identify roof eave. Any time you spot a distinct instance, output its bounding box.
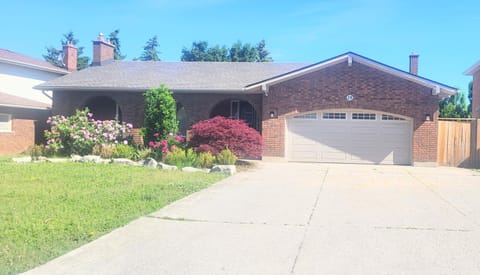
[0,58,69,75]
[0,103,50,110]
[464,61,480,75]
[34,85,250,94]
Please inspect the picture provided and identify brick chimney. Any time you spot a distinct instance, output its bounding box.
[409,52,419,75]
[62,43,77,71]
[92,33,115,66]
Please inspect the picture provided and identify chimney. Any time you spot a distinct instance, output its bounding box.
[62,43,77,71]
[409,52,419,75]
[92,33,115,66]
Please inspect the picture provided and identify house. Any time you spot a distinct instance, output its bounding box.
[0,49,68,155]
[36,34,456,165]
[465,61,480,119]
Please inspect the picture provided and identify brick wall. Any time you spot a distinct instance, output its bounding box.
[262,61,439,163]
[0,107,49,155]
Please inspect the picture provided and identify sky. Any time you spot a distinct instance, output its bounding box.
[1,0,478,95]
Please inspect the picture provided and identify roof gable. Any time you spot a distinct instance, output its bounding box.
[246,52,456,97]
[0,48,69,75]
[465,60,480,75]
[0,92,50,110]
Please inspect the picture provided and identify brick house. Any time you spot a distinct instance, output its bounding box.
[0,49,68,155]
[36,34,456,165]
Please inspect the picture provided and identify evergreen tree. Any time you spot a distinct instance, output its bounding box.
[256,39,273,62]
[108,29,125,60]
[439,90,470,118]
[43,31,90,70]
[181,40,272,62]
[138,36,161,61]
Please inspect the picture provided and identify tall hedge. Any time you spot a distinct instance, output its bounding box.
[144,85,178,144]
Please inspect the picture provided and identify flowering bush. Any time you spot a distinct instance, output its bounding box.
[44,109,133,156]
[188,116,263,158]
[146,132,186,161]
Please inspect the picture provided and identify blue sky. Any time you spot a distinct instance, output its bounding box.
[1,0,478,94]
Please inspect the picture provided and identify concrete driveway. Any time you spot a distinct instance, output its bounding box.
[26,163,480,274]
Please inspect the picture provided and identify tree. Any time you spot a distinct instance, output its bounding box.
[180,39,272,62]
[256,39,273,62]
[43,31,90,70]
[143,85,178,144]
[439,90,470,118]
[138,36,161,61]
[108,29,125,60]
[468,81,473,114]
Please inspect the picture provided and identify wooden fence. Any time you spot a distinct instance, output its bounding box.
[437,118,480,168]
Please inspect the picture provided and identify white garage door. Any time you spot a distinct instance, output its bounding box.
[286,110,412,165]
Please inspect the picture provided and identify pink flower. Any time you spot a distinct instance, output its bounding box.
[162,147,169,153]
[170,145,176,150]
[153,132,159,138]
[87,113,93,118]
[175,135,185,142]
[148,141,155,148]
[161,140,168,146]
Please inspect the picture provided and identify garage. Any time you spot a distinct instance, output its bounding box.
[286,110,413,165]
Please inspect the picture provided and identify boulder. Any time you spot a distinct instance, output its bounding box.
[71,155,83,162]
[82,155,102,163]
[112,158,135,165]
[182,167,205,173]
[143,158,158,168]
[157,162,178,171]
[46,158,70,163]
[12,156,32,163]
[210,165,236,175]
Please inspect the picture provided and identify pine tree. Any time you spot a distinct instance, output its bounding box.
[138,36,161,61]
[109,29,125,60]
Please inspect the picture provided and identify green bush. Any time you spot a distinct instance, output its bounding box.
[163,148,198,168]
[197,151,215,168]
[143,85,178,143]
[216,148,237,165]
[28,145,44,160]
[92,144,114,159]
[112,144,136,159]
[134,148,153,161]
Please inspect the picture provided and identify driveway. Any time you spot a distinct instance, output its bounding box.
[26,163,480,274]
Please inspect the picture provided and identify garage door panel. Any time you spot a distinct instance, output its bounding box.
[287,111,412,165]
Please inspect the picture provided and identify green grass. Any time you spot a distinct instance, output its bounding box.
[0,162,225,274]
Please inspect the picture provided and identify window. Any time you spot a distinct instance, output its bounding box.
[382,114,405,121]
[293,113,317,119]
[352,113,376,120]
[322,112,346,120]
[0,114,12,132]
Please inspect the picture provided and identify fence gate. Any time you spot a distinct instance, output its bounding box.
[437,119,480,168]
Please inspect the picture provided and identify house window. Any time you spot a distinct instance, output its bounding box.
[352,113,376,120]
[230,100,240,119]
[293,113,317,119]
[0,114,12,132]
[322,112,346,120]
[382,114,405,121]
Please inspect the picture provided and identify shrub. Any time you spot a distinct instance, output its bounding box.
[28,145,44,160]
[112,144,136,159]
[163,148,198,168]
[44,109,133,156]
[197,151,215,168]
[215,148,237,165]
[146,132,185,161]
[188,116,263,158]
[143,85,178,143]
[92,144,114,159]
[134,148,153,161]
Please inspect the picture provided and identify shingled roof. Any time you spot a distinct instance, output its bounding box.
[35,61,309,92]
[0,92,50,110]
[0,49,69,74]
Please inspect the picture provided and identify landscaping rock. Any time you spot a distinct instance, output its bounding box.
[46,158,70,163]
[182,167,205,173]
[157,162,178,171]
[112,158,135,165]
[210,165,236,175]
[71,155,83,162]
[12,156,32,163]
[143,158,158,168]
[38,156,48,161]
[82,155,102,163]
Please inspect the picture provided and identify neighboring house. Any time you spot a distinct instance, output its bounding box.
[0,48,69,155]
[465,61,480,119]
[36,34,456,165]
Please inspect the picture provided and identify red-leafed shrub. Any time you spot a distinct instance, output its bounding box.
[188,116,263,158]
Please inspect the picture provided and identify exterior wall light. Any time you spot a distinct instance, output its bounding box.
[269,109,277,118]
[425,114,431,121]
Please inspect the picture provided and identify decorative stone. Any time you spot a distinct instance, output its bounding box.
[38,156,48,161]
[157,162,178,171]
[210,165,236,175]
[12,157,32,163]
[46,158,70,163]
[71,155,83,162]
[112,158,135,165]
[82,155,102,162]
[143,158,158,168]
[182,167,204,173]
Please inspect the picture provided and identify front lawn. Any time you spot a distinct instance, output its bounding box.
[0,161,225,274]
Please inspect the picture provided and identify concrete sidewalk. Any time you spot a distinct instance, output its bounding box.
[25,163,480,274]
